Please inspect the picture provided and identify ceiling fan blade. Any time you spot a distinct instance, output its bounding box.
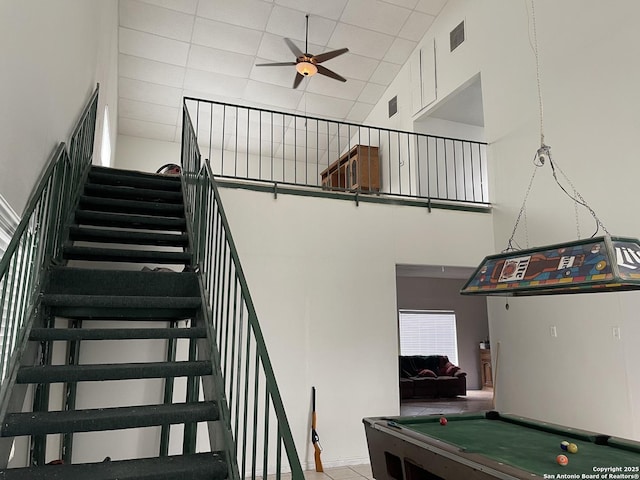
[255,61,297,67]
[316,65,347,83]
[313,48,349,64]
[293,72,305,89]
[284,38,304,58]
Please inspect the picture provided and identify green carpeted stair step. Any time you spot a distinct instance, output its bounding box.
[0,452,227,480]
[46,267,199,297]
[62,245,192,264]
[78,195,185,217]
[84,183,183,204]
[75,210,186,231]
[17,361,212,383]
[43,269,199,317]
[68,226,189,247]
[87,169,181,192]
[1,401,218,436]
[29,327,207,341]
[41,294,200,320]
[90,166,181,180]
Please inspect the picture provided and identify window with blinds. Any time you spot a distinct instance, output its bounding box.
[0,193,19,258]
[0,193,19,382]
[398,310,459,365]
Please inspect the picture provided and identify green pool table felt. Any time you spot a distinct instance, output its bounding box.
[394,413,640,477]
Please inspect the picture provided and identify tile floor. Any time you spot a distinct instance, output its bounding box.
[301,464,374,480]
[296,390,493,480]
[268,464,373,480]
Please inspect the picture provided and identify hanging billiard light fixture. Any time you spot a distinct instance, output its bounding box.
[460,2,640,297]
[460,235,640,296]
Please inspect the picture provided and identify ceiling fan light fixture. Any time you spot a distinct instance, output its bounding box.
[254,15,348,88]
[296,61,318,76]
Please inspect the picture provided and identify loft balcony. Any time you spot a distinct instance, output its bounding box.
[183,98,490,213]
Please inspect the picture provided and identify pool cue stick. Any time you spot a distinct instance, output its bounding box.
[492,341,500,409]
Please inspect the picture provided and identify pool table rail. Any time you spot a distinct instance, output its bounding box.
[494,411,610,445]
[363,411,640,480]
[364,416,533,480]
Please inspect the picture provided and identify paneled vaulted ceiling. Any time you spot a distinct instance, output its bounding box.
[117,0,449,143]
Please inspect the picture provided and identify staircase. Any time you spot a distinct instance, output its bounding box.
[0,166,227,479]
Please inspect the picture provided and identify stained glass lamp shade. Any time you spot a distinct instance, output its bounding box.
[460,236,640,296]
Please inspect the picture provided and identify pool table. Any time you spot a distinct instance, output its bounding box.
[363,411,640,480]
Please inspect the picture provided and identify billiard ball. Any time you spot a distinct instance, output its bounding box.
[568,443,578,454]
[560,441,570,451]
[439,417,447,426]
[557,454,569,466]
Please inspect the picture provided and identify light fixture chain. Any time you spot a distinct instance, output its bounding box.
[530,0,545,146]
[505,163,540,252]
[526,1,608,240]
[574,188,581,239]
[524,206,529,249]
[550,158,609,236]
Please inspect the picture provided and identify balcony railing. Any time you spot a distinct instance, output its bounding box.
[184,97,489,209]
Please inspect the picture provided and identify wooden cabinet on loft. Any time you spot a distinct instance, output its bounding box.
[320,145,380,192]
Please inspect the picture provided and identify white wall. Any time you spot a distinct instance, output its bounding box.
[414,117,485,144]
[363,0,640,440]
[115,134,182,173]
[218,188,494,468]
[0,0,118,215]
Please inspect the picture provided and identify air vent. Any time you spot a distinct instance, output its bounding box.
[388,96,398,118]
[450,21,465,52]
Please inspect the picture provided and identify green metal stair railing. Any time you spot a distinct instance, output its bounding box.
[181,103,304,480]
[0,85,99,421]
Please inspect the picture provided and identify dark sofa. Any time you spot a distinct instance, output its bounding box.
[399,355,467,399]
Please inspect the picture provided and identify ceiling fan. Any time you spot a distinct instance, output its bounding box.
[255,15,349,89]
